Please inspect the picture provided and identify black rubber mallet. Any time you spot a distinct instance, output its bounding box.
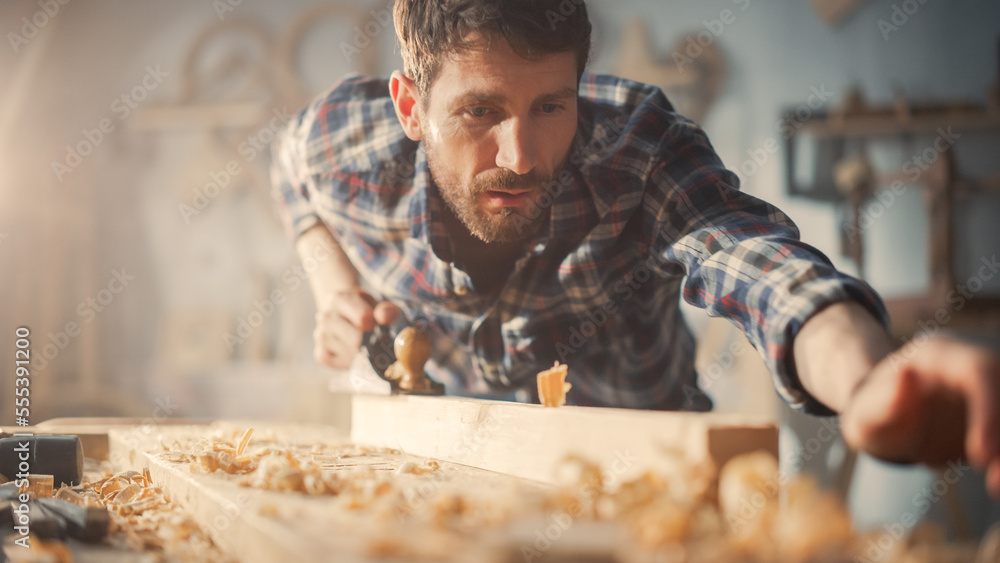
[0,435,83,487]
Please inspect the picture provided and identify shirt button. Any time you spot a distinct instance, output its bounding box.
[454,285,469,296]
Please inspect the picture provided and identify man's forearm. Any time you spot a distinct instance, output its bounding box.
[792,301,896,413]
[296,224,362,301]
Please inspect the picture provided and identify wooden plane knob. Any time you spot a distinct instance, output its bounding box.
[393,327,432,391]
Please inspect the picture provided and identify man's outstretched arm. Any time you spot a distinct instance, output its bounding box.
[794,301,1000,496]
[297,224,399,369]
[269,98,401,371]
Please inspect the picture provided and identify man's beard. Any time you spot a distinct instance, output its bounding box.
[426,144,549,245]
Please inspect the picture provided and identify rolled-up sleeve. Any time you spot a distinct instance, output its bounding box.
[648,117,890,415]
[270,110,321,240]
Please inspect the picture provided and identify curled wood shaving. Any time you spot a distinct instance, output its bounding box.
[145,428,992,563]
[112,483,143,505]
[537,361,571,407]
[161,427,264,476]
[237,427,254,456]
[74,465,235,562]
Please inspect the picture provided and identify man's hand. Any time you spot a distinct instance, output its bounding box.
[295,224,400,369]
[313,290,400,369]
[840,337,1000,495]
[795,302,1000,497]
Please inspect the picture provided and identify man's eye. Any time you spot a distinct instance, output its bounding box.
[467,107,489,117]
[540,103,561,114]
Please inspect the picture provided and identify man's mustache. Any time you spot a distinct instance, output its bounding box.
[471,169,548,195]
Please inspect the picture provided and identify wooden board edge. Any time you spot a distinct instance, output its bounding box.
[351,394,779,488]
[106,428,368,563]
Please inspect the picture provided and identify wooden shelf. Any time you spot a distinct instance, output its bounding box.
[796,110,1000,139]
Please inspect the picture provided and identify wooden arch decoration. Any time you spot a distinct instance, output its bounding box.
[614,19,726,125]
[273,3,382,110]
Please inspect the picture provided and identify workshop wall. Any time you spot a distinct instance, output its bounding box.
[0,0,998,533]
[0,0,398,428]
[585,0,1000,298]
[1,0,997,416]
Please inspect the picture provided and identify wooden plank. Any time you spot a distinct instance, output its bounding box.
[350,395,778,487]
[799,111,1000,138]
[106,423,562,563]
[109,425,360,562]
[3,417,213,462]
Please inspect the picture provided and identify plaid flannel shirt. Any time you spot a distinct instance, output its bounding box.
[271,73,889,414]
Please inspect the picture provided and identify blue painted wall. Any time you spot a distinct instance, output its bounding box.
[587,0,1000,298]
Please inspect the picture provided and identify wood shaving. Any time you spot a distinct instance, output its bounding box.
[59,464,236,563]
[237,427,254,456]
[395,460,440,476]
[537,361,571,407]
[4,537,73,563]
[131,426,996,563]
[19,474,54,498]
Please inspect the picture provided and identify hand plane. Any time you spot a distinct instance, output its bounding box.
[360,324,445,396]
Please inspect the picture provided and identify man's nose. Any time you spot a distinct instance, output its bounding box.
[494,118,538,176]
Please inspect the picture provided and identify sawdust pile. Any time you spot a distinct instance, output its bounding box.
[40,466,237,563]
[144,426,999,563]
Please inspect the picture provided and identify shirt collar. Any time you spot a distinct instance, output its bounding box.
[407,144,456,263]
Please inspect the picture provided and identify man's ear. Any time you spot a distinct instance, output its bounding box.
[390,71,423,141]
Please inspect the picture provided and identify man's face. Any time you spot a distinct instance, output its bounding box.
[417,38,579,244]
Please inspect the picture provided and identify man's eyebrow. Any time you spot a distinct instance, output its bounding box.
[449,87,579,110]
[536,87,578,102]
[451,92,507,109]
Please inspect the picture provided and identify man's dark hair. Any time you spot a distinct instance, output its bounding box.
[393,0,591,96]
